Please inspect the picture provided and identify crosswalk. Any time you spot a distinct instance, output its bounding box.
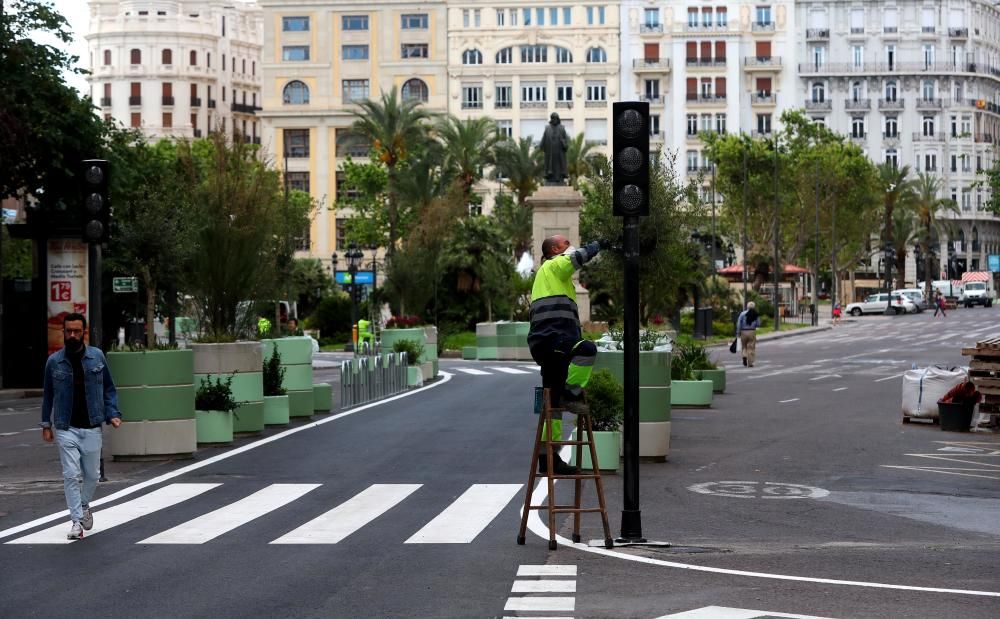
[453,366,537,376]
[6,482,524,546]
[503,564,578,618]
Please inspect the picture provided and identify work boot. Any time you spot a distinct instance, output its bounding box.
[743,357,748,367]
[561,392,590,415]
[538,454,579,475]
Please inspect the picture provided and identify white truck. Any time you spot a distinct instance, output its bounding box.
[932,279,964,301]
[959,272,996,307]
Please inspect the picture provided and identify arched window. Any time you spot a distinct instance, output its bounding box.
[103,49,111,65]
[496,47,512,64]
[885,80,897,101]
[282,80,310,105]
[586,47,607,63]
[462,49,482,65]
[162,49,172,65]
[130,48,141,64]
[811,82,825,102]
[922,80,935,100]
[851,81,862,102]
[401,78,428,102]
[555,47,573,63]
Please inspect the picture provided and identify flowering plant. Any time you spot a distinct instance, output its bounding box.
[385,315,422,329]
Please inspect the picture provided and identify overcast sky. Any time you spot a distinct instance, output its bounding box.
[45,0,90,95]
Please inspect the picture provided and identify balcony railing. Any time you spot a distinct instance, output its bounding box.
[912,132,945,142]
[744,56,781,69]
[884,26,898,33]
[878,98,903,110]
[554,100,572,109]
[632,57,671,70]
[162,96,175,106]
[806,28,829,39]
[850,27,864,34]
[921,26,936,34]
[640,24,663,33]
[882,132,900,140]
[974,133,995,143]
[686,57,727,67]
[751,129,773,138]
[585,100,607,108]
[190,97,201,107]
[520,101,547,109]
[849,133,867,141]
[495,101,511,109]
[845,98,870,110]
[129,95,141,105]
[208,99,216,108]
[805,99,831,110]
[949,27,968,37]
[751,93,775,104]
[916,97,943,109]
[641,95,663,104]
[100,97,112,107]
[231,102,257,114]
[686,93,727,103]
[461,101,483,109]
[752,22,775,32]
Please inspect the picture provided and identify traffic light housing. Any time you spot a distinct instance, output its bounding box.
[81,159,110,243]
[612,102,650,217]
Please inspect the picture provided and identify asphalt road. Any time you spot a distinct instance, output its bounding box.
[1,311,999,618]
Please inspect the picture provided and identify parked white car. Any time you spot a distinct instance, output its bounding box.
[846,293,917,316]
[892,288,928,312]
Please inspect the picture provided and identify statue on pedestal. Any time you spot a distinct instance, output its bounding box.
[540,112,569,186]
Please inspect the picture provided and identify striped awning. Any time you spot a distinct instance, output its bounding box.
[961,272,990,282]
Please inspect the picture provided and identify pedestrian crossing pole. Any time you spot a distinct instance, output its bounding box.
[611,102,649,543]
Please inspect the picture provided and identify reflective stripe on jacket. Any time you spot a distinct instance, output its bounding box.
[528,246,598,346]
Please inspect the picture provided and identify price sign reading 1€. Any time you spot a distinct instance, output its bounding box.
[50,281,72,302]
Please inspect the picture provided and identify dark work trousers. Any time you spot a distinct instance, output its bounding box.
[529,334,598,408]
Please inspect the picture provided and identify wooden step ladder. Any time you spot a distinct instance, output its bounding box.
[517,388,614,550]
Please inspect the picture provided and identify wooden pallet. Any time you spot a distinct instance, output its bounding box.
[959,338,1000,430]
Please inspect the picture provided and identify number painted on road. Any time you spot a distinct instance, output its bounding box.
[687,481,830,500]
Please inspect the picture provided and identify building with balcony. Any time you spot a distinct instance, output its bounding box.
[85,1,263,142]
[794,0,1000,280]
[259,1,449,262]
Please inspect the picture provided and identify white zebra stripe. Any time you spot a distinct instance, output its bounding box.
[486,367,532,375]
[455,368,492,375]
[271,484,421,544]
[405,484,522,544]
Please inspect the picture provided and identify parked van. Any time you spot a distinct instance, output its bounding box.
[959,272,996,307]
[892,289,928,312]
[931,280,964,300]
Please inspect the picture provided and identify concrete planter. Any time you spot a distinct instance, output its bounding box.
[106,349,195,459]
[422,326,438,379]
[696,368,726,393]
[262,337,314,418]
[596,349,671,460]
[380,328,427,363]
[420,361,434,382]
[407,366,423,387]
[671,380,714,407]
[195,409,233,444]
[193,341,263,434]
[263,395,290,425]
[313,383,333,413]
[570,429,620,472]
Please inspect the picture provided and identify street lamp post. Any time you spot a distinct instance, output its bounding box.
[345,243,363,352]
[812,170,820,326]
[742,142,749,309]
[884,183,896,315]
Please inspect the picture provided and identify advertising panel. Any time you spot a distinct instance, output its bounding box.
[47,240,89,355]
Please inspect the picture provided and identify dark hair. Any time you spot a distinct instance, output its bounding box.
[63,312,88,329]
[541,237,560,258]
[287,318,298,325]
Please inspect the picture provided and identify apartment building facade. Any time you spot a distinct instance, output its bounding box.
[258,1,449,263]
[86,1,263,141]
[794,0,1000,280]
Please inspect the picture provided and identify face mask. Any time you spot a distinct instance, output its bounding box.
[562,245,576,256]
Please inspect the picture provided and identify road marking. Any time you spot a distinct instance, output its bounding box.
[654,606,833,619]
[486,367,532,375]
[139,484,320,544]
[874,373,903,382]
[517,565,577,577]
[0,432,21,437]
[405,483,522,543]
[7,483,220,544]
[809,374,841,381]
[455,368,492,375]
[511,580,577,593]
[0,372,454,542]
[525,480,1000,597]
[779,398,800,403]
[881,466,1000,480]
[832,387,848,392]
[688,481,829,500]
[271,484,421,544]
[504,597,575,612]
[748,371,787,380]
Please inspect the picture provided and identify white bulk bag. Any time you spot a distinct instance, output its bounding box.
[901,366,969,419]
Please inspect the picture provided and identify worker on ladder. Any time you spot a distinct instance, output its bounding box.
[528,235,605,475]
[357,317,376,354]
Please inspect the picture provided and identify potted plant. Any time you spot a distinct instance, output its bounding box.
[195,374,240,444]
[570,369,623,472]
[684,342,726,393]
[670,344,714,407]
[392,339,424,387]
[262,347,289,425]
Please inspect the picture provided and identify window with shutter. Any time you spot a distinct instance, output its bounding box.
[686,78,697,99]
[686,42,697,61]
[715,41,726,61]
[700,41,711,59]
[715,77,726,97]
[756,77,772,95]
[755,41,771,59]
[644,43,659,60]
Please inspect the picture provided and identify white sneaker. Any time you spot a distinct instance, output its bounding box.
[80,508,93,531]
[67,521,84,540]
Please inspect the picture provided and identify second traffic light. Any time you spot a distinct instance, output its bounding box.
[612,102,650,217]
[81,159,110,243]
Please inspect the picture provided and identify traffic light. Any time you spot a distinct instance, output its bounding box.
[612,102,650,217]
[81,159,110,243]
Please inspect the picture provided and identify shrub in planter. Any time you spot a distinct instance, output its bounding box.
[195,373,240,443]
[676,342,716,371]
[263,347,287,397]
[392,338,423,366]
[586,369,624,431]
[670,355,697,381]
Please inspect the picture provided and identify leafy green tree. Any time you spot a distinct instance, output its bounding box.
[436,115,498,204]
[0,0,107,207]
[876,162,916,286]
[911,173,958,296]
[491,192,533,258]
[290,257,333,320]
[492,137,543,207]
[349,87,430,256]
[1,226,31,278]
[566,133,603,189]
[438,215,514,322]
[889,205,919,291]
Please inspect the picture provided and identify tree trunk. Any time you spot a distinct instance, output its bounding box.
[143,271,156,350]
[387,164,398,256]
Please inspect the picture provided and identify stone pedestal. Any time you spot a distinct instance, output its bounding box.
[527,184,591,323]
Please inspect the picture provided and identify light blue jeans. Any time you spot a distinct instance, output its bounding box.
[55,427,103,523]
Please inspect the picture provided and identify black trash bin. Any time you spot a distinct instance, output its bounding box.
[694,307,714,339]
[938,401,975,432]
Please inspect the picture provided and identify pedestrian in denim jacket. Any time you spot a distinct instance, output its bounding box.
[40,312,121,539]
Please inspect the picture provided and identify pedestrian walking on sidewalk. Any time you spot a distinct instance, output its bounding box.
[736,302,761,367]
[40,313,122,540]
[832,302,842,326]
[933,292,948,318]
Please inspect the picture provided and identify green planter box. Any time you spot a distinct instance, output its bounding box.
[462,346,477,360]
[195,409,233,444]
[287,390,313,418]
[263,395,289,425]
[381,328,427,360]
[407,366,423,387]
[232,401,264,434]
[313,383,333,413]
[696,368,726,393]
[570,430,620,472]
[193,342,264,433]
[595,350,671,422]
[671,380,714,407]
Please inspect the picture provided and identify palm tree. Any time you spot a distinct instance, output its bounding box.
[890,206,919,291]
[435,115,499,205]
[492,137,543,206]
[566,133,602,188]
[911,172,959,297]
[876,162,915,289]
[350,87,430,256]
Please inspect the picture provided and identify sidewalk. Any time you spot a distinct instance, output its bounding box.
[706,314,837,349]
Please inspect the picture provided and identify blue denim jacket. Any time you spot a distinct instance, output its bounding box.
[41,346,121,430]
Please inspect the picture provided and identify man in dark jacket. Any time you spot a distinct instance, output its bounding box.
[528,235,603,473]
